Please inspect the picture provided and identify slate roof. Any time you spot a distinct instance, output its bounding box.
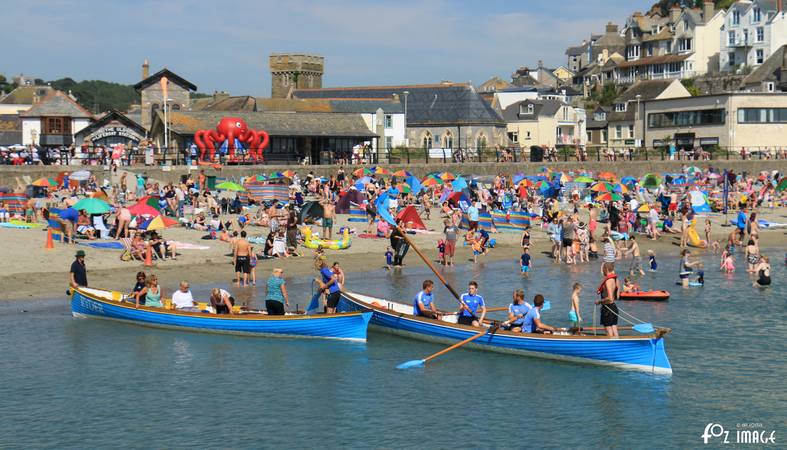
[566,45,587,56]
[741,45,787,89]
[133,68,197,92]
[19,91,93,118]
[607,79,677,122]
[294,83,504,126]
[191,96,404,114]
[76,110,146,137]
[501,99,565,122]
[0,86,54,104]
[156,111,377,138]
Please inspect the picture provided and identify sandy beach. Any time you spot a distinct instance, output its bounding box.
[2,206,785,302]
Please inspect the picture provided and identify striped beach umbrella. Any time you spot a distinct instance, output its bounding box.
[591,182,616,192]
[74,198,111,215]
[440,171,456,181]
[139,215,179,231]
[32,177,58,187]
[596,192,623,202]
[421,176,443,187]
[393,170,412,177]
[281,170,297,179]
[373,166,391,175]
[353,168,372,177]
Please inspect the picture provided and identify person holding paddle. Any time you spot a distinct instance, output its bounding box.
[413,280,440,319]
[457,281,486,327]
[501,289,530,332]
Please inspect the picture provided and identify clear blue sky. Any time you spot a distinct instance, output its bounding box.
[1,0,653,95]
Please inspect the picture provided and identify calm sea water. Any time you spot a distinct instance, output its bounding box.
[1,250,785,449]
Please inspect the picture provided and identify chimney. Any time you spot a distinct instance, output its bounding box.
[538,60,544,70]
[606,22,618,34]
[142,59,150,79]
[778,0,783,13]
[703,1,714,20]
[670,4,681,24]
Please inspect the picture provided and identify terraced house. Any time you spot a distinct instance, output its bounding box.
[719,0,787,72]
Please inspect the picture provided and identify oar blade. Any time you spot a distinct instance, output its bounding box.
[542,300,551,312]
[633,323,655,333]
[396,359,425,370]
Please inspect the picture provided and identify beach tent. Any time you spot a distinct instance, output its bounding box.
[395,205,426,230]
[298,201,324,224]
[689,190,711,213]
[0,192,28,215]
[243,181,289,203]
[336,189,365,214]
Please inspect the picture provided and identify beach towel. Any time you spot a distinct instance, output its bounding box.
[169,241,211,250]
[0,221,34,229]
[78,241,125,250]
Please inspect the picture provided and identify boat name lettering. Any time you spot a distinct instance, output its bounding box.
[80,298,105,315]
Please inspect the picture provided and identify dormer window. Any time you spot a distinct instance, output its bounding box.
[732,9,740,25]
[520,103,534,115]
[594,112,607,121]
[615,103,627,112]
[752,8,761,23]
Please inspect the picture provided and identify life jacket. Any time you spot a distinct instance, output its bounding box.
[597,273,618,297]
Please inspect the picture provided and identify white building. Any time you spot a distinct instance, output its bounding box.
[719,0,787,72]
[19,91,93,147]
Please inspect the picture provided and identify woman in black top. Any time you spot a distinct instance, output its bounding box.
[131,272,147,305]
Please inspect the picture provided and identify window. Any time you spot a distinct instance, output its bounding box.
[756,27,764,43]
[738,108,787,123]
[614,103,626,112]
[476,133,487,150]
[627,45,640,59]
[743,29,749,44]
[647,109,725,128]
[728,31,736,46]
[615,125,622,139]
[508,131,518,143]
[766,82,775,92]
[42,117,72,134]
[732,9,740,25]
[627,125,634,138]
[422,132,432,149]
[594,112,606,121]
[384,114,393,129]
[753,8,761,23]
[171,104,181,111]
[563,107,570,121]
[442,131,453,149]
[385,136,393,150]
[526,131,531,139]
[678,38,692,52]
[756,49,764,64]
[520,103,534,115]
[586,131,592,142]
[601,129,608,143]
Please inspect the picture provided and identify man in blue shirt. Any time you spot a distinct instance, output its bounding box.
[458,281,486,327]
[316,260,341,314]
[413,280,439,319]
[522,295,558,334]
[502,289,530,332]
[466,203,480,232]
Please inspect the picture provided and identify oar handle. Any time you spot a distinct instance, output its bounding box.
[397,226,467,310]
[423,325,497,363]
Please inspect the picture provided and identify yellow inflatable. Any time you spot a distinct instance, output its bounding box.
[301,226,352,250]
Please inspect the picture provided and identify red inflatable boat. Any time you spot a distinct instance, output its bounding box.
[619,290,670,301]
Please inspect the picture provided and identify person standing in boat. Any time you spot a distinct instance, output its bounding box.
[413,280,439,319]
[502,289,530,332]
[595,263,620,337]
[457,281,486,327]
[316,260,341,314]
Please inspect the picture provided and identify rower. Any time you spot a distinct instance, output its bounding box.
[413,280,439,319]
[457,281,486,327]
[502,289,531,332]
[522,294,558,334]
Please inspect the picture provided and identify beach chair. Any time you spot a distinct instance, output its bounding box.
[92,216,111,239]
[118,238,135,261]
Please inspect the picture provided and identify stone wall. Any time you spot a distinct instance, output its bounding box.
[2,160,786,189]
[139,84,191,130]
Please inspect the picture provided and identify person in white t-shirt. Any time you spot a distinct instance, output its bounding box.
[171,281,197,311]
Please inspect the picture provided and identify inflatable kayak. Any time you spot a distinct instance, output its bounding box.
[619,290,670,301]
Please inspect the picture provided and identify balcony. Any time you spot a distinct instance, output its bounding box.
[613,70,696,85]
[729,38,752,48]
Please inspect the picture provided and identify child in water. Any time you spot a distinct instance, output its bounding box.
[647,249,657,272]
[622,277,639,293]
[720,249,735,273]
[520,247,532,277]
[384,246,393,270]
[568,283,582,329]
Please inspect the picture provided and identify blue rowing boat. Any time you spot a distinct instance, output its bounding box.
[71,287,372,341]
[338,292,672,375]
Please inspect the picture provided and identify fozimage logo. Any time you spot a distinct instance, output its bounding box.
[702,423,777,445]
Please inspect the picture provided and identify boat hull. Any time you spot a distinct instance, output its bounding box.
[338,292,672,375]
[71,288,371,341]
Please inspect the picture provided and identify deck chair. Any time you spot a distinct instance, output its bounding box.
[119,238,134,261]
[92,216,110,239]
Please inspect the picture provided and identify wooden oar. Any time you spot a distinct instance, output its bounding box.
[485,301,551,313]
[397,324,500,369]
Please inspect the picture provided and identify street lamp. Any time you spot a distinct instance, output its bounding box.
[635,94,642,147]
[163,97,174,163]
[402,90,409,147]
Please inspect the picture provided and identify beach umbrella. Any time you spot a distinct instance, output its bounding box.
[353,168,372,177]
[518,179,534,188]
[373,167,391,175]
[512,173,526,185]
[559,173,573,183]
[686,166,703,176]
[641,173,662,189]
[421,176,443,187]
[139,215,179,231]
[538,166,551,173]
[440,171,456,181]
[281,170,297,179]
[397,182,411,194]
[255,174,267,182]
[621,176,637,185]
[776,178,787,192]
[70,170,91,181]
[591,182,616,192]
[637,204,651,213]
[534,180,550,190]
[128,202,160,216]
[216,181,245,191]
[597,171,616,181]
[74,198,111,214]
[451,176,468,191]
[574,176,594,183]
[596,192,623,202]
[614,183,629,194]
[32,177,58,187]
[393,170,412,177]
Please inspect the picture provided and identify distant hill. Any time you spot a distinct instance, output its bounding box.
[47,78,138,113]
[651,0,735,15]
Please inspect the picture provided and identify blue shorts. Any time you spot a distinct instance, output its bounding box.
[568,310,578,324]
[473,250,481,256]
[521,265,530,273]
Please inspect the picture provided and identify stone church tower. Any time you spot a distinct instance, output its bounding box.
[269,53,324,98]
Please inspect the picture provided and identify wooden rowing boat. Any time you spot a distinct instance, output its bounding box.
[71,287,371,341]
[338,291,672,375]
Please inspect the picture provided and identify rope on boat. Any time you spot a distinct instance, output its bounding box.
[611,304,650,328]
